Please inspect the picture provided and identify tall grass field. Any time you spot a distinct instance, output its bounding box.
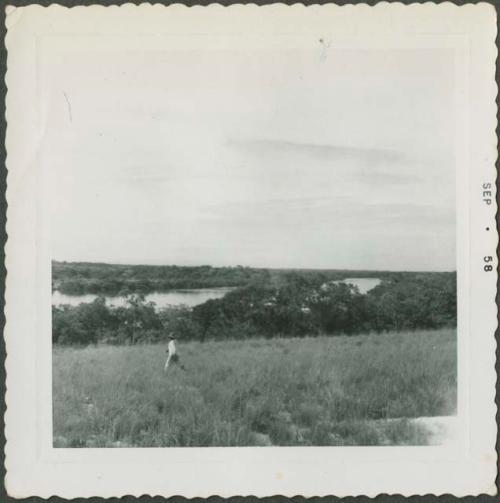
[53,329,456,447]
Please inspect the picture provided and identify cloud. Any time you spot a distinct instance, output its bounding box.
[229,138,406,164]
[202,197,454,230]
[227,138,422,185]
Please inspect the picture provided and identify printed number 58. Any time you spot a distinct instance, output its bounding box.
[484,256,494,272]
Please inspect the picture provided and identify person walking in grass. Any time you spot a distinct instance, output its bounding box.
[164,333,186,373]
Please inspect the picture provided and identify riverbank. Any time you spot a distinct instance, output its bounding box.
[52,287,234,309]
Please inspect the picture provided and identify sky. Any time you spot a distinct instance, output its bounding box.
[42,44,456,271]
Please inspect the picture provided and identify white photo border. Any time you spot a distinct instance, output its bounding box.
[4,2,498,498]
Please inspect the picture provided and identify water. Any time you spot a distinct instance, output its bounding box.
[52,287,235,309]
[52,278,382,308]
[338,277,381,294]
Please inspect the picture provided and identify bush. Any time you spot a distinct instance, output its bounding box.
[53,272,456,345]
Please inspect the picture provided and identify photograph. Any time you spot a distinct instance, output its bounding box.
[4,3,496,498]
[48,31,457,448]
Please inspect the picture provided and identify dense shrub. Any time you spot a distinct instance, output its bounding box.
[53,272,456,345]
[53,261,272,295]
[365,273,456,331]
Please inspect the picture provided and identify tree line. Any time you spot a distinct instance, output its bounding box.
[53,261,397,296]
[52,261,272,295]
[52,272,456,345]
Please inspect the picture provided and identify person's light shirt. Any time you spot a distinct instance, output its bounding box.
[168,339,177,356]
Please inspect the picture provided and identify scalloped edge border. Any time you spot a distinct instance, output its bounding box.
[2,1,498,500]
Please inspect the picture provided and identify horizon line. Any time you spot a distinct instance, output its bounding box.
[51,259,456,274]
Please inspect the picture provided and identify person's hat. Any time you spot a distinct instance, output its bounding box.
[168,333,176,339]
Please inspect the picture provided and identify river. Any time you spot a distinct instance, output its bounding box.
[52,278,381,309]
[52,287,235,309]
[336,277,381,294]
